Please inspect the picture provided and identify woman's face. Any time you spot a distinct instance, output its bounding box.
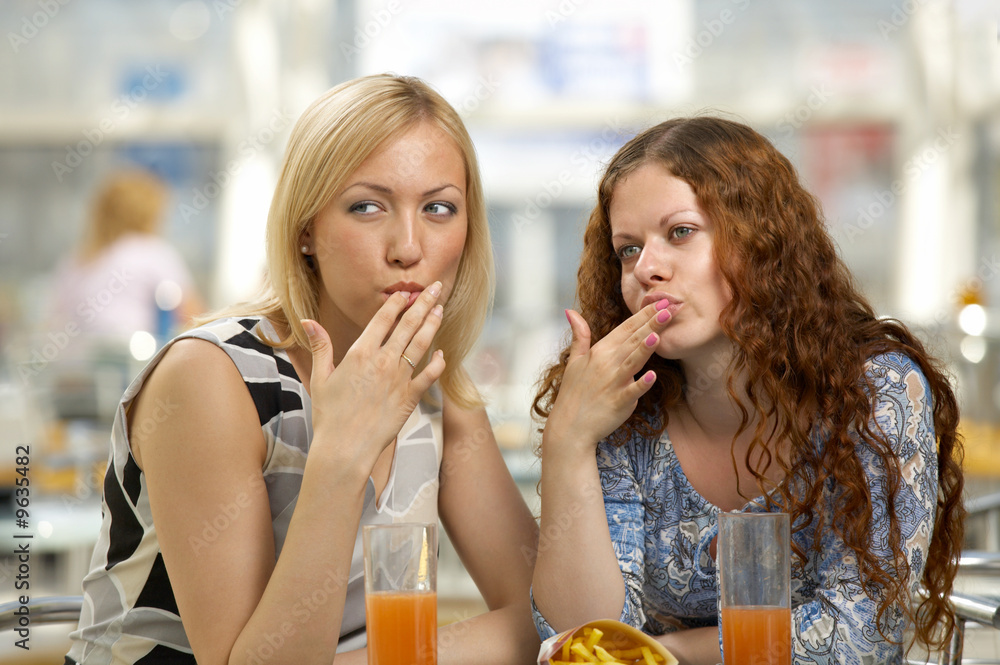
[305,121,468,342]
[610,162,732,363]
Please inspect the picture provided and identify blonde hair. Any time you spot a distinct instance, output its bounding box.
[80,170,167,262]
[203,74,494,408]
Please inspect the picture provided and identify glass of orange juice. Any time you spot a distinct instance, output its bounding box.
[362,523,437,665]
[718,511,791,665]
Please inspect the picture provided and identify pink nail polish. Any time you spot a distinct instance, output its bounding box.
[655,299,670,311]
[656,309,671,323]
[644,371,655,384]
[565,309,572,324]
[645,332,657,347]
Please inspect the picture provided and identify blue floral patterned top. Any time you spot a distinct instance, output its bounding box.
[532,352,938,664]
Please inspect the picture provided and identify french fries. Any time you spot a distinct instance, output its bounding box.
[547,627,674,665]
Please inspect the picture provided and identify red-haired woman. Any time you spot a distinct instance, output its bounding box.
[529,117,964,664]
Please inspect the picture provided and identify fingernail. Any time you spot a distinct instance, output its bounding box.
[301,319,316,338]
[565,309,572,325]
[431,305,443,318]
[645,332,657,347]
[655,299,670,311]
[398,291,410,301]
[656,309,671,323]
[428,281,442,297]
[643,371,655,384]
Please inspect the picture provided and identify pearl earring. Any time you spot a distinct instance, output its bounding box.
[301,245,309,254]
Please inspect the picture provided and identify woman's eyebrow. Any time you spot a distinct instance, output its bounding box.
[340,182,464,196]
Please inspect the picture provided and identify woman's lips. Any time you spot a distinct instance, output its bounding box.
[382,287,424,308]
[641,294,682,316]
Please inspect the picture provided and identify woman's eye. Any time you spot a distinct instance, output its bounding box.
[616,245,640,261]
[350,201,380,214]
[672,226,694,240]
[425,202,457,216]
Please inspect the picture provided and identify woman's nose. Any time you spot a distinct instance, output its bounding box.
[386,213,422,268]
[633,244,671,284]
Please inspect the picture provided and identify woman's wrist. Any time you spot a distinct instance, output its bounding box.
[540,422,601,463]
[304,431,381,485]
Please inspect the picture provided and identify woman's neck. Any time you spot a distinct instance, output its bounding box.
[676,345,747,443]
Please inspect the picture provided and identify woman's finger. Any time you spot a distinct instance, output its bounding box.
[384,281,443,357]
[622,369,657,403]
[597,298,670,355]
[616,307,672,375]
[361,290,413,347]
[408,349,446,396]
[301,318,335,387]
[400,304,445,370]
[565,309,593,360]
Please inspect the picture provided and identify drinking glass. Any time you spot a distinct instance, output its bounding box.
[363,522,437,665]
[718,511,791,665]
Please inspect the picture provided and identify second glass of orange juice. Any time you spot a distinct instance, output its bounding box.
[363,523,437,665]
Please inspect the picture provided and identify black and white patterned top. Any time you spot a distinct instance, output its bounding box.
[66,316,443,664]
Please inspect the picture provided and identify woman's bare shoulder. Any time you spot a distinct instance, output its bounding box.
[129,336,264,469]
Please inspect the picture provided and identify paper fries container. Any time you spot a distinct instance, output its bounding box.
[537,619,678,665]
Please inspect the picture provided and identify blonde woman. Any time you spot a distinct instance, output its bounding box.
[50,169,205,345]
[66,74,540,665]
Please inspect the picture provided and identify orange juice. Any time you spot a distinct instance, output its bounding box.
[366,590,437,665]
[721,606,791,665]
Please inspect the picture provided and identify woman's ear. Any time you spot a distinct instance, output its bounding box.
[298,225,313,254]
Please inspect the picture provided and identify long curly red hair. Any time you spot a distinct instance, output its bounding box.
[532,117,964,650]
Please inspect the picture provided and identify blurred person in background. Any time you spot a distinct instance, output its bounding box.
[49,168,205,353]
[64,74,540,665]
[530,116,964,664]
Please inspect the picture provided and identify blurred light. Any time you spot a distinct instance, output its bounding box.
[170,1,211,41]
[959,304,987,336]
[960,335,988,364]
[130,331,157,361]
[38,521,53,538]
[155,280,183,311]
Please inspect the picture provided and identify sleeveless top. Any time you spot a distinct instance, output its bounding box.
[65,316,443,664]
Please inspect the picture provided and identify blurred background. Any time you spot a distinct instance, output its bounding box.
[1,0,999,660]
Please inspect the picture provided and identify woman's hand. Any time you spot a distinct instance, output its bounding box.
[303,283,446,467]
[545,300,672,453]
